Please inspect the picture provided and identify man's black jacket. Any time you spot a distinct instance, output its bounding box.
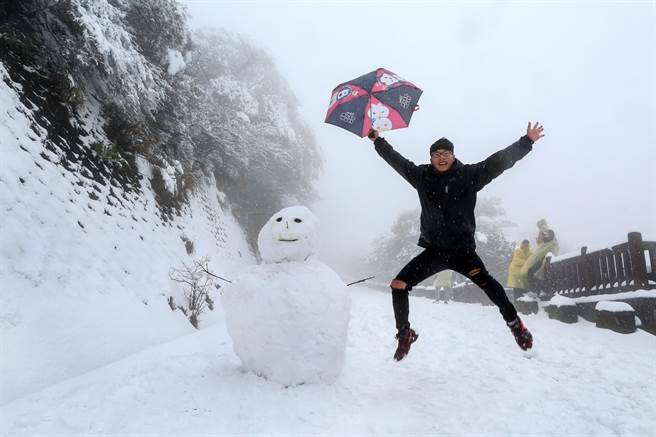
[374,135,534,249]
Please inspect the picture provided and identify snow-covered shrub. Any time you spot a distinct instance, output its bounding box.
[169,257,216,329]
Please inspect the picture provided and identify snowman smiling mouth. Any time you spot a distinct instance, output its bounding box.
[278,238,299,242]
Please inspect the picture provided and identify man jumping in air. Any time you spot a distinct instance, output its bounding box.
[368,122,545,360]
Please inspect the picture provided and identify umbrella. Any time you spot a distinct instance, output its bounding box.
[325,68,423,137]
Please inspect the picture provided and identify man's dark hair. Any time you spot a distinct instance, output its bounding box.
[430,138,454,155]
[522,239,530,245]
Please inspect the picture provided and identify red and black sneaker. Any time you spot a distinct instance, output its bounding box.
[508,317,533,351]
[393,328,419,361]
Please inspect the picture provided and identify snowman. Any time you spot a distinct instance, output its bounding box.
[221,206,351,386]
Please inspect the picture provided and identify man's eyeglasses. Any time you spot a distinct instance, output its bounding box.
[431,151,453,158]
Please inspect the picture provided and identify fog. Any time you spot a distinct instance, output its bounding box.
[184,1,655,278]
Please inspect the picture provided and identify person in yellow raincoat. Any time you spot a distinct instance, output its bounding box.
[520,219,559,289]
[507,240,532,296]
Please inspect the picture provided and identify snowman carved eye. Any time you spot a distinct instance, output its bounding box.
[276,217,282,222]
[294,218,302,223]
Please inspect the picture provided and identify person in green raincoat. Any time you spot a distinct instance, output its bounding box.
[520,219,559,289]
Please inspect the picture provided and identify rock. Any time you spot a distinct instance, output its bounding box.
[595,301,636,334]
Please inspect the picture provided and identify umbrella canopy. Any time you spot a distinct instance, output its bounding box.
[325,68,423,137]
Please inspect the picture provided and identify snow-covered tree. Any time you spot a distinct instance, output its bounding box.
[366,207,423,280]
[1,1,322,248]
[474,197,515,282]
[14,0,176,118]
[113,0,190,68]
[181,30,322,243]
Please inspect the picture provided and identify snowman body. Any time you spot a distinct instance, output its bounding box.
[221,206,351,385]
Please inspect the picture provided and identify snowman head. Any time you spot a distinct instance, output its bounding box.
[257,206,318,263]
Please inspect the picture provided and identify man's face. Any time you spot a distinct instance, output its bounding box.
[431,149,455,172]
[521,241,530,251]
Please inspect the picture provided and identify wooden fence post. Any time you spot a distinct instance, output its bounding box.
[543,256,553,297]
[579,246,590,296]
[627,232,648,288]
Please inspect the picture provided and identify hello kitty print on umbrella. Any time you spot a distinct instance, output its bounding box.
[325,68,423,137]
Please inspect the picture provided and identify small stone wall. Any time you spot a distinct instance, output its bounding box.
[543,296,655,335]
[574,297,655,335]
[515,299,538,315]
[544,304,578,323]
[596,308,636,334]
[450,284,494,306]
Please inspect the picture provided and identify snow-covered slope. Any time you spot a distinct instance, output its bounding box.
[1,286,654,435]
[0,63,254,404]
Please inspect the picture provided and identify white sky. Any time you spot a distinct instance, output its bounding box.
[182,0,656,277]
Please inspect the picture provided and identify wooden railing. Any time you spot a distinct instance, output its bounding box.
[538,232,656,298]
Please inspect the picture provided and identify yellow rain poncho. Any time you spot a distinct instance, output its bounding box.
[507,246,532,288]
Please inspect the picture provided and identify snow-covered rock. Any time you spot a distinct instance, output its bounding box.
[517,294,538,302]
[595,301,634,313]
[548,294,577,307]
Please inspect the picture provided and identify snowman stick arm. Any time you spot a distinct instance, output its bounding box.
[198,265,233,283]
[346,275,376,286]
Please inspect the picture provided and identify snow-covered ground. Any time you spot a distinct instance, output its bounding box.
[2,286,654,436]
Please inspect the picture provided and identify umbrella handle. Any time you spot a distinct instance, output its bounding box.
[413,105,420,111]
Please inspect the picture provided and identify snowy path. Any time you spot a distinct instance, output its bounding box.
[2,286,655,436]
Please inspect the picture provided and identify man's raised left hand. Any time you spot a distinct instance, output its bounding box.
[527,122,545,142]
